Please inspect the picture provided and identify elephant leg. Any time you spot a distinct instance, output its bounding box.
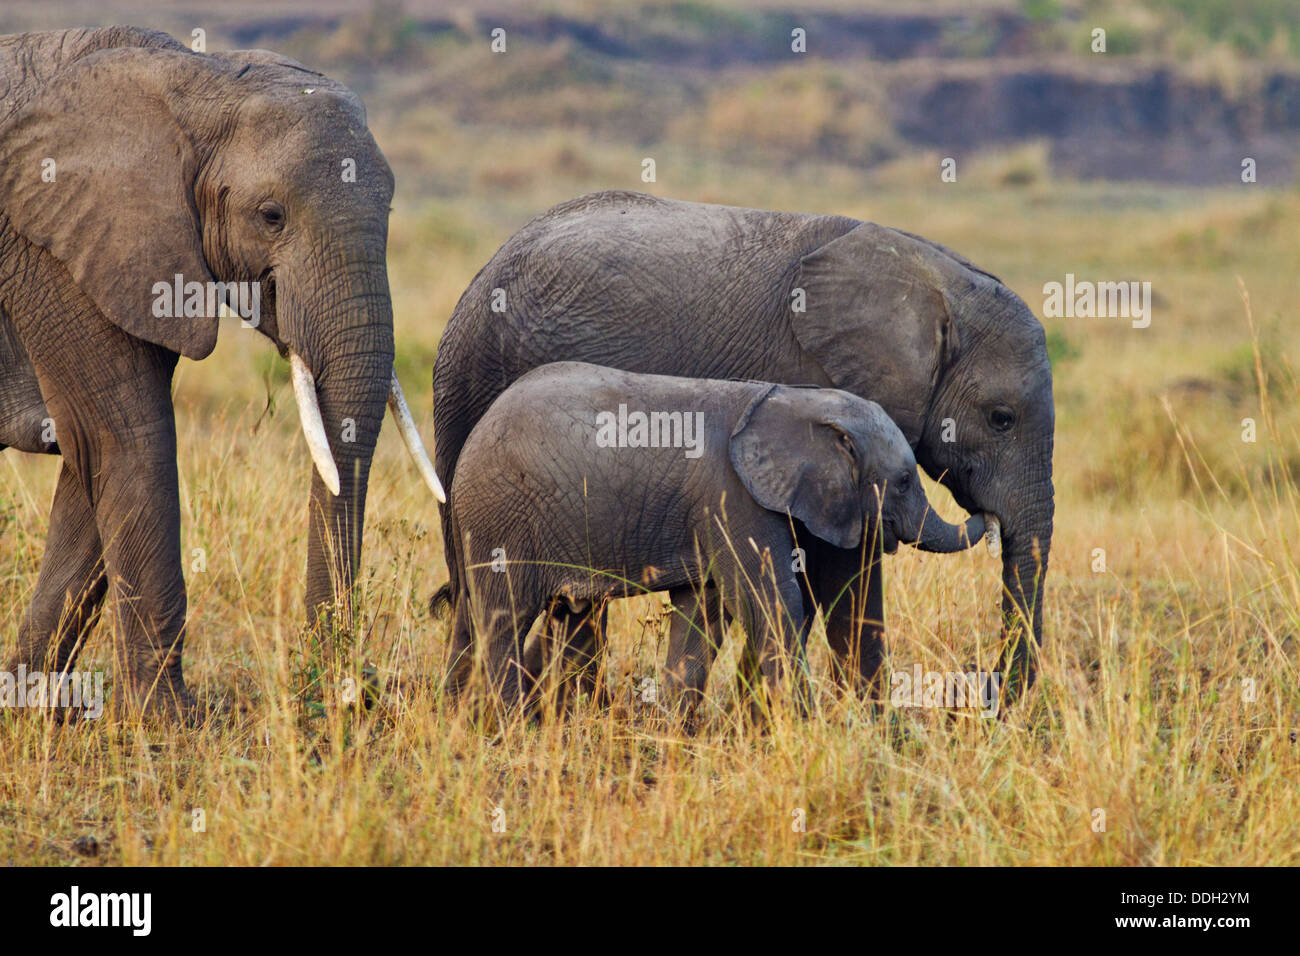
[23,328,191,717]
[92,406,190,715]
[810,528,887,699]
[443,596,474,700]
[733,628,762,719]
[737,572,810,720]
[713,526,809,721]
[481,600,543,715]
[444,562,553,713]
[444,595,475,698]
[662,582,731,725]
[9,464,107,677]
[534,600,610,711]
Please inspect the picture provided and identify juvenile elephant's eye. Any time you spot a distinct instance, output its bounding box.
[257,201,286,232]
[896,471,912,491]
[988,407,1016,433]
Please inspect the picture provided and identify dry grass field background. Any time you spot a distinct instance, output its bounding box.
[1,1,1298,864]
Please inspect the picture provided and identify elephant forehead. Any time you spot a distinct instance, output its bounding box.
[221,99,394,200]
[232,86,372,151]
[958,342,1052,407]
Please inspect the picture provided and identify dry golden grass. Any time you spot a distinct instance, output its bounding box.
[2,0,1299,861]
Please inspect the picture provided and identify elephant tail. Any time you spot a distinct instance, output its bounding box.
[431,497,461,621]
[428,582,454,620]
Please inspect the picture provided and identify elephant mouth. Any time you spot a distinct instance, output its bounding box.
[288,354,445,504]
[263,263,446,504]
[982,513,1002,557]
[882,527,900,554]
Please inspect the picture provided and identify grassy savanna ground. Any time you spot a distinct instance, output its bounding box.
[2,4,1299,865]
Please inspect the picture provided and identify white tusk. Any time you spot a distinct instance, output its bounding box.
[388,369,446,504]
[984,514,1002,558]
[289,353,341,497]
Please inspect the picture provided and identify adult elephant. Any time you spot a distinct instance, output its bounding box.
[0,27,443,716]
[433,190,1053,707]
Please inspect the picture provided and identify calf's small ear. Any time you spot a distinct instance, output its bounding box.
[729,387,863,550]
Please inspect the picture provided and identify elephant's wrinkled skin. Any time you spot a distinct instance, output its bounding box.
[0,27,438,715]
[433,190,1053,705]
[447,362,982,713]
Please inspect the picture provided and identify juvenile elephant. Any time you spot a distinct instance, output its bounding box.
[447,362,983,713]
[433,190,1053,707]
[0,28,443,715]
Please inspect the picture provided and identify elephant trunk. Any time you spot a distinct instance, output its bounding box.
[995,490,1053,700]
[302,326,391,626]
[896,480,984,554]
[911,510,985,553]
[292,359,445,504]
[277,262,396,627]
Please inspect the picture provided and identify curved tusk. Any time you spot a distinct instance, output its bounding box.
[290,353,341,497]
[984,514,1002,558]
[388,369,446,504]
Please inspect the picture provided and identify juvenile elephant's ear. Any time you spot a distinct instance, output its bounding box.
[794,222,966,445]
[0,47,219,360]
[729,387,863,550]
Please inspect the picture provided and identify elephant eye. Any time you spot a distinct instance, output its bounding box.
[258,201,287,233]
[836,431,856,460]
[897,471,912,491]
[988,406,1016,433]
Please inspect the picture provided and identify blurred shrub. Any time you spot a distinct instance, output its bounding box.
[1154,0,1300,56]
[669,66,900,168]
[1215,339,1296,404]
[1081,358,1298,502]
[290,0,423,69]
[1045,325,1081,367]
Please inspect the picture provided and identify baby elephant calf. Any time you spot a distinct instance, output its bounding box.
[446,361,983,713]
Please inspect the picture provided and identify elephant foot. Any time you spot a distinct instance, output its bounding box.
[529,600,610,716]
[5,637,77,682]
[958,663,1008,720]
[112,681,201,725]
[667,700,703,737]
[657,679,704,736]
[730,689,776,732]
[113,647,199,724]
[535,668,610,718]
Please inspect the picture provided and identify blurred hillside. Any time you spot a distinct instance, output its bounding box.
[3,1,1299,185]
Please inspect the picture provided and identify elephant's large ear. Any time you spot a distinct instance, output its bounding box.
[794,222,966,444]
[0,47,219,360]
[729,387,863,550]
